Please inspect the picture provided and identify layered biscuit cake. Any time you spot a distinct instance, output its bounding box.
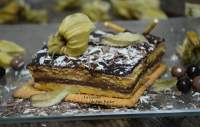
[28,30,165,99]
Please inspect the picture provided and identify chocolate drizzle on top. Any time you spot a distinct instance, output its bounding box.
[31,30,161,76]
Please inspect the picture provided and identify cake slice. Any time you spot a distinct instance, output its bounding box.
[28,30,165,99]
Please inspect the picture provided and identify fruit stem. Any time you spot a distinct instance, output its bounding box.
[187,31,200,47]
[103,21,128,32]
[143,19,159,35]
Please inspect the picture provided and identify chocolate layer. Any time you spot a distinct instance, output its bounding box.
[35,77,135,93]
[35,60,160,94]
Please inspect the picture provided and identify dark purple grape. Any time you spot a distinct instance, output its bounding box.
[0,67,6,78]
[171,65,186,78]
[11,56,25,70]
[176,77,192,93]
[192,76,200,92]
[187,65,200,79]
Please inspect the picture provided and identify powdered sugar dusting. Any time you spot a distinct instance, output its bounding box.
[54,56,67,66]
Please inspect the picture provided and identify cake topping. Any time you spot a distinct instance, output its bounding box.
[47,13,159,58]
[32,30,160,76]
[102,32,148,47]
[48,13,95,57]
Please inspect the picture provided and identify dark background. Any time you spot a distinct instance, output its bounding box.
[23,0,200,22]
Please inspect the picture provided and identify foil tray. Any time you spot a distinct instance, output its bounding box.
[0,17,200,123]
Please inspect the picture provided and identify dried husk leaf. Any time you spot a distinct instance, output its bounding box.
[111,0,167,20]
[0,40,25,55]
[0,0,48,24]
[48,13,95,57]
[0,52,13,67]
[102,32,148,47]
[82,0,111,21]
[177,32,200,64]
[111,0,132,19]
[153,78,177,92]
[23,8,48,23]
[55,0,81,11]
[31,87,79,107]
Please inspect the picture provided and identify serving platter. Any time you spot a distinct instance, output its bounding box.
[0,17,200,123]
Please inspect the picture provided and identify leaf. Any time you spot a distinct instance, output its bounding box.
[82,0,110,21]
[0,52,13,67]
[103,32,147,47]
[153,78,177,92]
[0,40,25,55]
[176,32,200,65]
[23,8,48,23]
[48,13,95,57]
[31,87,79,107]
[55,0,81,11]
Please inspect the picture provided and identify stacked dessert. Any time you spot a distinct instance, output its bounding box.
[14,13,166,107]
